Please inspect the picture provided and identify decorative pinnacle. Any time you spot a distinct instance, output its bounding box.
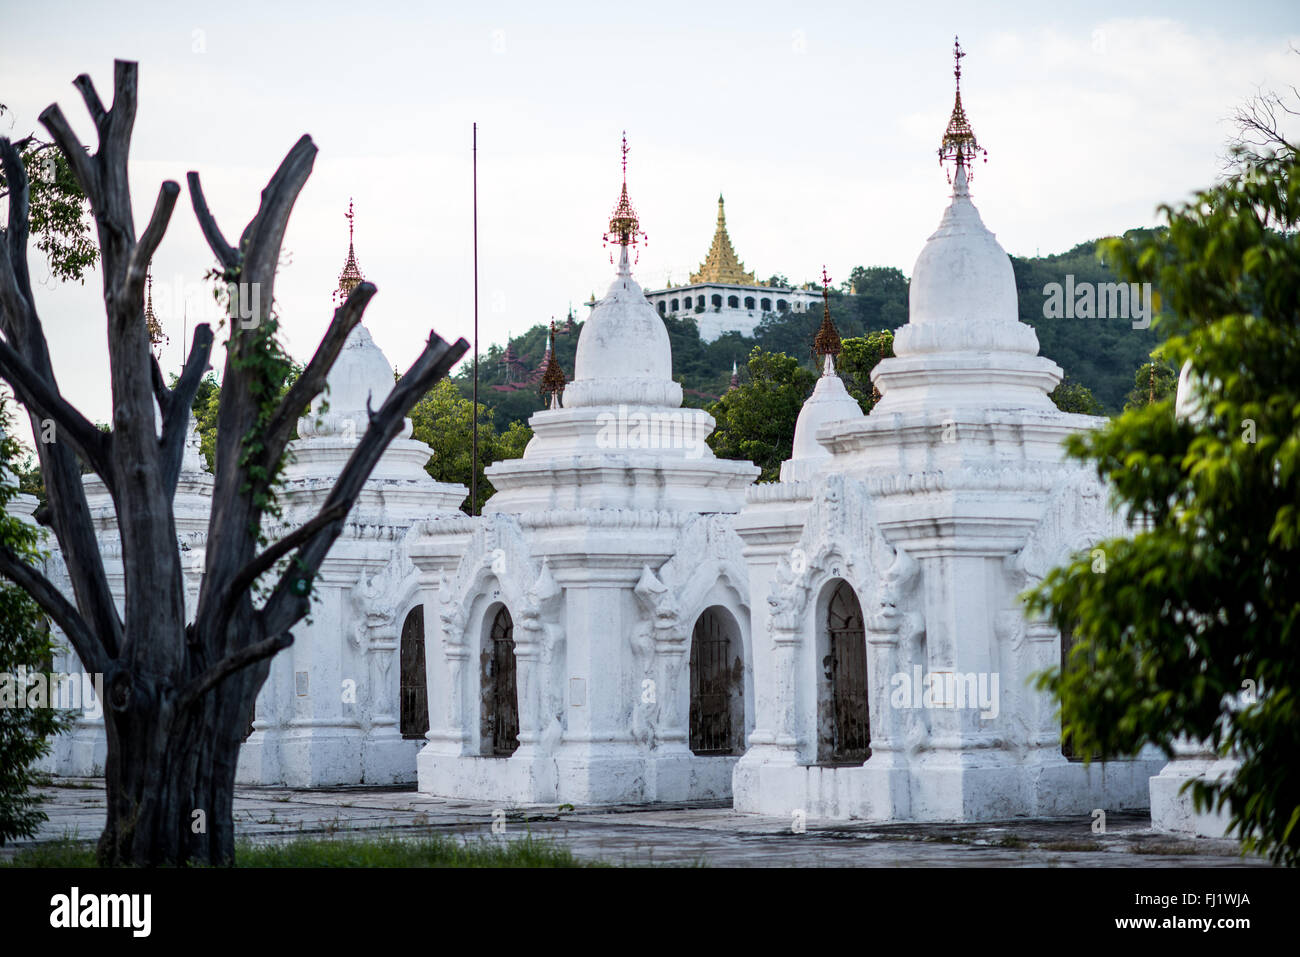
[144,263,167,354]
[938,36,987,182]
[812,265,842,362]
[335,198,365,303]
[603,131,647,262]
[539,318,567,406]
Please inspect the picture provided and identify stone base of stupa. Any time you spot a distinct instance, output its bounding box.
[1149,755,1239,838]
[734,749,1163,821]
[417,744,738,805]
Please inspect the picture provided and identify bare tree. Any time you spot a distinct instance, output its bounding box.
[1224,45,1299,171]
[0,61,468,865]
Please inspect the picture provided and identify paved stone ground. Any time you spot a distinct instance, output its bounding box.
[6,777,1272,867]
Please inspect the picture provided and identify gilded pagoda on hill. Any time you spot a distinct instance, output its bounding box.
[638,195,819,343]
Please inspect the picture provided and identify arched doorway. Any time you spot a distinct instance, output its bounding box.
[820,580,870,764]
[481,606,519,756]
[400,605,429,739]
[689,607,744,755]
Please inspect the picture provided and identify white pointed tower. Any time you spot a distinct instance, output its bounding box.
[237,201,467,787]
[733,39,1163,823]
[413,136,759,806]
[782,268,867,482]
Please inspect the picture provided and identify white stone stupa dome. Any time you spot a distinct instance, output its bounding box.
[565,143,682,410]
[896,166,1039,357]
[298,322,409,439]
[566,247,680,408]
[791,356,866,461]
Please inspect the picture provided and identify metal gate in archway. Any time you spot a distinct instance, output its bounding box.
[827,580,870,764]
[488,607,520,756]
[689,609,734,755]
[400,605,429,740]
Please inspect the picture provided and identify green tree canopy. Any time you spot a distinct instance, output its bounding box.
[1026,150,1300,865]
[707,346,817,482]
[409,377,532,514]
[838,330,895,412]
[0,105,96,283]
[1049,376,1105,415]
[0,401,73,843]
[1124,358,1179,410]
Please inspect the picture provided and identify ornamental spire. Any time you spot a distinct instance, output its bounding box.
[938,36,987,182]
[812,265,842,372]
[144,263,167,358]
[690,194,756,285]
[603,132,647,265]
[539,318,567,408]
[335,198,365,303]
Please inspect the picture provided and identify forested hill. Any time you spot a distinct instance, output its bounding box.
[454,231,1164,429]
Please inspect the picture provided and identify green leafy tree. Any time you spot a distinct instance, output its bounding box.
[409,377,534,514]
[0,104,96,283]
[1049,375,1105,415]
[838,330,895,413]
[707,347,817,481]
[844,266,909,331]
[1124,358,1179,410]
[1026,149,1300,865]
[0,402,73,843]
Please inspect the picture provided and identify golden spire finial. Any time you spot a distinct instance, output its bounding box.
[690,192,755,285]
[603,131,647,263]
[335,198,365,303]
[539,318,567,407]
[812,265,841,363]
[144,263,167,356]
[938,36,987,182]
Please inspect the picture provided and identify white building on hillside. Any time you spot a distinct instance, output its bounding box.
[639,195,820,342]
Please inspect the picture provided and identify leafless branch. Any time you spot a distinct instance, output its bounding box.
[185,171,237,270]
[257,331,468,638]
[177,629,294,712]
[0,544,106,676]
[260,282,375,467]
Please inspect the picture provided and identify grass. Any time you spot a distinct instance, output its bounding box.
[2,833,606,868]
[1038,840,1104,852]
[1128,842,1203,856]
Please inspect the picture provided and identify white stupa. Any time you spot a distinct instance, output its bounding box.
[733,39,1163,822]
[413,138,759,804]
[783,279,868,482]
[238,202,467,787]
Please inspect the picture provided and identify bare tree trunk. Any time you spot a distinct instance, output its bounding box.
[0,61,468,866]
[98,661,265,866]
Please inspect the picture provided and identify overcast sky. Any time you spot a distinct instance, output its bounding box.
[1,0,1297,443]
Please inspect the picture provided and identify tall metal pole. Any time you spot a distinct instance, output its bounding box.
[471,122,479,516]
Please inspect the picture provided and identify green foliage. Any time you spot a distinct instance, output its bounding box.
[706,347,817,481]
[191,372,222,472]
[1025,151,1300,865]
[0,108,97,283]
[0,401,74,844]
[844,266,909,330]
[1011,232,1166,413]
[1124,359,1179,410]
[2,833,604,867]
[838,330,895,412]
[408,378,534,515]
[1049,376,1105,415]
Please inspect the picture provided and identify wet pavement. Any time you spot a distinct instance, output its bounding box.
[7,778,1271,867]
